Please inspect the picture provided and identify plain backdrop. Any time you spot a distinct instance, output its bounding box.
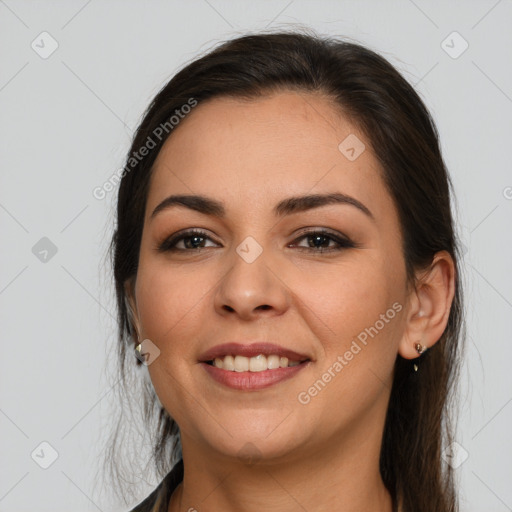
[1,1,511,511]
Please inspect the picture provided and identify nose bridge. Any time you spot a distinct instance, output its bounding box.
[214,231,289,318]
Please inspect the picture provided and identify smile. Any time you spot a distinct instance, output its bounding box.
[207,354,306,371]
[201,356,311,391]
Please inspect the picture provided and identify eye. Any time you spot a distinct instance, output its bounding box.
[157,228,357,254]
[289,229,356,253]
[157,229,218,252]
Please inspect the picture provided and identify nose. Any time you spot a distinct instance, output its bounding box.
[214,244,290,321]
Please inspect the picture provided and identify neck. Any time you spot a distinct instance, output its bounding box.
[169,416,393,512]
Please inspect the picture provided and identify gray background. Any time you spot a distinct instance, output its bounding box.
[1,0,511,510]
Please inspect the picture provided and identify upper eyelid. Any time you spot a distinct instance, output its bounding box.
[163,226,348,241]
[159,227,354,250]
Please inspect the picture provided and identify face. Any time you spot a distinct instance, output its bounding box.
[129,91,411,464]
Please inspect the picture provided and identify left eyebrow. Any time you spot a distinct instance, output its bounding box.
[274,192,373,220]
[150,192,374,221]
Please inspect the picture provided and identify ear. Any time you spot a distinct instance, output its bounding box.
[398,250,456,359]
[124,277,141,342]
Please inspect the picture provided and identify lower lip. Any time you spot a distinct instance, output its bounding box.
[200,361,310,390]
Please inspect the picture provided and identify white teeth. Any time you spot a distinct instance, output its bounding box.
[249,354,267,372]
[267,354,280,369]
[234,355,249,372]
[222,355,235,371]
[211,354,305,371]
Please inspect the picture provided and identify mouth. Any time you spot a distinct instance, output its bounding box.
[198,342,313,390]
[198,341,312,366]
[203,354,310,371]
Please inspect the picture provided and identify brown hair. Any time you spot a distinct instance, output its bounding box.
[103,28,464,511]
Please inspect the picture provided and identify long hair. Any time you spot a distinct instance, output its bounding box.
[102,28,464,511]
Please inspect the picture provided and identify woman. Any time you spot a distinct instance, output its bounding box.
[106,29,464,512]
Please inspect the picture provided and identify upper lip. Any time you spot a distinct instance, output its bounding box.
[198,342,312,363]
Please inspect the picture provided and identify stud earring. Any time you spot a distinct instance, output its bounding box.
[134,339,146,365]
[413,342,427,372]
[134,331,143,356]
[415,342,427,355]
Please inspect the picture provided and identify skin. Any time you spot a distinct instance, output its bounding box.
[126,90,455,512]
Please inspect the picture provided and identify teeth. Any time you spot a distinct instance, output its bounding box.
[249,354,267,372]
[267,355,280,369]
[211,354,304,371]
[234,355,249,372]
[222,355,234,371]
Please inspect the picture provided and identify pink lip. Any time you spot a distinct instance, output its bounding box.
[198,342,311,362]
[200,360,311,391]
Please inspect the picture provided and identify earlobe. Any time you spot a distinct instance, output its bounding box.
[398,250,456,360]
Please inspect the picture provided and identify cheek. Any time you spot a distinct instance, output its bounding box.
[297,258,406,410]
[135,264,212,426]
[293,256,403,343]
[135,261,210,352]
[295,261,405,413]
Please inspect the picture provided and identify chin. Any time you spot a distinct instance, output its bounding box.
[219,438,302,466]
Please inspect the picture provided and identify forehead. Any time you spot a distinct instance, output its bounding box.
[147,91,394,224]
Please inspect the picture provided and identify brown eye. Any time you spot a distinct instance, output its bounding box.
[158,229,218,252]
[158,228,357,254]
[290,229,356,253]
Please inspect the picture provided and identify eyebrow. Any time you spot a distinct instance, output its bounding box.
[150,192,374,221]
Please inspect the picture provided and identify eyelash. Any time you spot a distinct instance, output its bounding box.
[157,228,357,254]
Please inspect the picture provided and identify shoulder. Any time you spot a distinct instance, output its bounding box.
[128,459,184,512]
